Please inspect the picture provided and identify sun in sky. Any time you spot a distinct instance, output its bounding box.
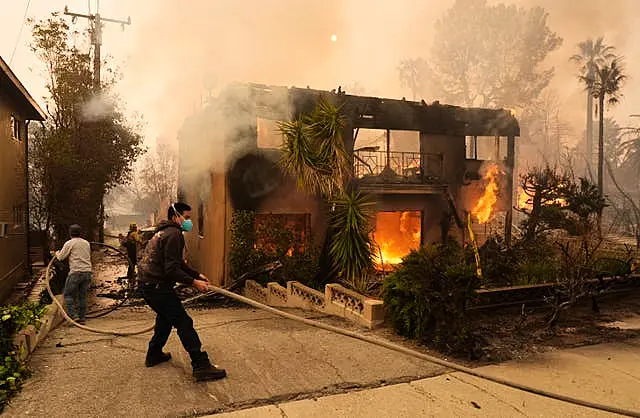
[331,34,337,42]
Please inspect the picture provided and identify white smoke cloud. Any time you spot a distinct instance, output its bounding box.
[80,93,116,122]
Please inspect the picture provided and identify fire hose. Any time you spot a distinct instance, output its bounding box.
[45,244,640,417]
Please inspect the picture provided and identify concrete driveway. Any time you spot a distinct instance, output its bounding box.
[4,306,444,417]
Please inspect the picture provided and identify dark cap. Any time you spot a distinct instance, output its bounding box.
[69,224,82,236]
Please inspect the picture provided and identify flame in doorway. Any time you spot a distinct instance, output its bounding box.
[472,163,501,224]
[373,211,421,267]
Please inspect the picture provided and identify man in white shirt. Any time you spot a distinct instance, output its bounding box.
[56,224,93,324]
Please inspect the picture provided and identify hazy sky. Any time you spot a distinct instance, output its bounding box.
[2,0,639,146]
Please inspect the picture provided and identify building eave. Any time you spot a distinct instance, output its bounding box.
[0,55,46,121]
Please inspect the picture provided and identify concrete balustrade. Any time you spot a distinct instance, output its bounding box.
[243,280,385,329]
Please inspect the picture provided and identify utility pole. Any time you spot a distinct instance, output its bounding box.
[64,4,131,242]
[64,4,131,91]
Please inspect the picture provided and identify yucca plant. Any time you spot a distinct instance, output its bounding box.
[279,96,349,199]
[328,191,376,293]
[278,96,375,292]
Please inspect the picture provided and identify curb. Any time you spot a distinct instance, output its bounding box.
[14,296,65,361]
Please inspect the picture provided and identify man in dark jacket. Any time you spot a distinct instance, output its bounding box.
[124,222,141,279]
[138,202,226,381]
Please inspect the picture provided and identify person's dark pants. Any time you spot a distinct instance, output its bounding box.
[64,272,92,320]
[127,248,137,278]
[141,283,210,368]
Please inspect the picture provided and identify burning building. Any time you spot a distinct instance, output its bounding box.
[178,83,519,285]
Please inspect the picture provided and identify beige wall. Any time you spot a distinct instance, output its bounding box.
[184,171,324,286]
[422,133,511,227]
[0,96,28,298]
[183,172,229,287]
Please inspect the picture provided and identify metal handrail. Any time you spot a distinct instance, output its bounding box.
[353,150,444,181]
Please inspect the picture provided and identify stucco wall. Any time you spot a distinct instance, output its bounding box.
[181,171,229,287]
[256,176,326,244]
[0,95,28,298]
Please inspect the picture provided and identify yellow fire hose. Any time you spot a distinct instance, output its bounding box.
[44,243,640,417]
[467,212,483,280]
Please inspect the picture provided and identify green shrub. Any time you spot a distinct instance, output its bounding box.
[229,210,260,281]
[478,236,518,287]
[515,260,559,285]
[282,246,321,286]
[0,302,46,412]
[382,242,482,357]
[229,209,320,289]
[592,257,632,278]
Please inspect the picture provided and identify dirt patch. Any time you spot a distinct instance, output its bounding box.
[342,290,640,370]
[468,291,640,364]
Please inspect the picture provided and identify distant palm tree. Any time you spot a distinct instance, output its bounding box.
[581,58,626,200]
[571,37,616,173]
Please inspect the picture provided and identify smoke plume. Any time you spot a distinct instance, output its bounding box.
[100,0,640,180]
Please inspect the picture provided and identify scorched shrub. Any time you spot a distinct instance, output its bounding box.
[382,242,482,357]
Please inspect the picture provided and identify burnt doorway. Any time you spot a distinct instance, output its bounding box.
[372,211,422,268]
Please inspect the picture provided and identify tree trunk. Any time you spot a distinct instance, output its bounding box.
[98,200,105,243]
[597,92,605,235]
[586,89,594,175]
[597,93,605,198]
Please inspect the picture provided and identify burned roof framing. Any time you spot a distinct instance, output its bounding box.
[237,83,520,138]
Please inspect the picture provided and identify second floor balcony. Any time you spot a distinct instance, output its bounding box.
[353,149,444,186]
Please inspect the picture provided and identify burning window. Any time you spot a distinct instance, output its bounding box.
[372,211,422,266]
[254,213,310,256]
[466,136,506,161]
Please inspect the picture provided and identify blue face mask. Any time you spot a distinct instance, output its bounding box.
[181,219,193,232]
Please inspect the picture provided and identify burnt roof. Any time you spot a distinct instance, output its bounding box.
[238,83,519,137]
[0,56,46,121]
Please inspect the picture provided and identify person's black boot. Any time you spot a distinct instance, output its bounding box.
[193,363,227,382]
[190,351,227,382]
[145,351,172,367]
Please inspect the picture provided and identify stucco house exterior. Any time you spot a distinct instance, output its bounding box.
[177,83,520,285]
[0,56,46,300]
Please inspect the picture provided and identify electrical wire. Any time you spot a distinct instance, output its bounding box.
[9,0,31,65]
[45,242,640,417]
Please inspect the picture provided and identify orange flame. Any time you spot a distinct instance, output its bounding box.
[517,188,567,209]
[518,189,530,209]
[373,211,421,267]
[472,163,501,224]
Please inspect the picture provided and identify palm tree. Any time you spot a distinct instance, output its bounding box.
[571,37,616,173]
[278,97,376,292]
[581,58,626,201]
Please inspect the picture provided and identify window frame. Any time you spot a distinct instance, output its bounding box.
[10,115,21,141]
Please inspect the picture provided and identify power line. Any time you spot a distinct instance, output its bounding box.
[9,0,31,65]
